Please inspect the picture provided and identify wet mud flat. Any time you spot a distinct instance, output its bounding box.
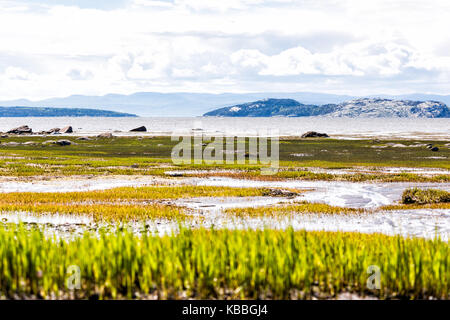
[1,174,448,240]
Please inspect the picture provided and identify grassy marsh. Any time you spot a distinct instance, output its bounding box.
[1,135,449,300]
[0,186,273,222]
[195,170,450,183]
[0,136,448,182]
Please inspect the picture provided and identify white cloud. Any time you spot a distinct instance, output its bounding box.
[231,41,450,77]
[67,69,94,80]
[4,66,35,80]
[0,0,450,100]
[132,0,173,8]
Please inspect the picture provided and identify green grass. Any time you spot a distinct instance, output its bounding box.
[0,137,449,179]
[0,225,448,299]
[1,136,449,301]
[402,188,450,204]
[278,139,450,169]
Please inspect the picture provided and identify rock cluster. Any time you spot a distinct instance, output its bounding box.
[7,125,32,134]
[5,125,73,135]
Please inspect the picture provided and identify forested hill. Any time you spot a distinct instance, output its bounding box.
[0,106,137,117]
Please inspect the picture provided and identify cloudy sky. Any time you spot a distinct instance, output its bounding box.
[0,0,450,100]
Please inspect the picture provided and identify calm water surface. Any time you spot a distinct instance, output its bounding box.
[0,117,448,139]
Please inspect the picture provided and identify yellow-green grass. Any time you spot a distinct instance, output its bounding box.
[194,169,450,183]
[0,186,271,222]
[0,225,448,299]
[225,202,363,217]
[380,188,450,210]
[402,188,450,204]
[381,203,450,210]
[0,186,271,205]
[0,203,187,222]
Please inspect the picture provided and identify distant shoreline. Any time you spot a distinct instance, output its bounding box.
[0,106,137,117]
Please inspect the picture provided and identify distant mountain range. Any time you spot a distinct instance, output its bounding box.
[1,92,450,116]
[0,106,136,117]
[204,98,450,118]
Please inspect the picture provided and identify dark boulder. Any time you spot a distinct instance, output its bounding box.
[97,133,114,138]
[7,125,32,134]
[263,189,298,198]
[130,126,147,132]
[301,131,329,138]
[60,126,73,133]
[23,141,37,146]
[76,136,91,141]
[42,140,57,145]
[4,142,20,146]
[56,140,72,146]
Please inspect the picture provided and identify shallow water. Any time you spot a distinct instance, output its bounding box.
[0,117,449,139]
[5,208,448,241]
[2,175,448,208]
[167,196,297,212]
[189,177,450,208]
[1,175,449,240]
[0,176,170,193]
[206,209,450,241]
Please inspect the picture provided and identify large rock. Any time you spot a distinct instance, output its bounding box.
[60,126,73,133]
[130,126,147,132]
[76,136,91,141]
[56,140,72,146]
[97,133,114,138]
[301,131,329,138]
[42,140,57,145]
[7,125,32,134]
[46,128,60,134]
[23,141,38,146]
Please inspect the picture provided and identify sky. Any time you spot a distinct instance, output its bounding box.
[1,0,450,100]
